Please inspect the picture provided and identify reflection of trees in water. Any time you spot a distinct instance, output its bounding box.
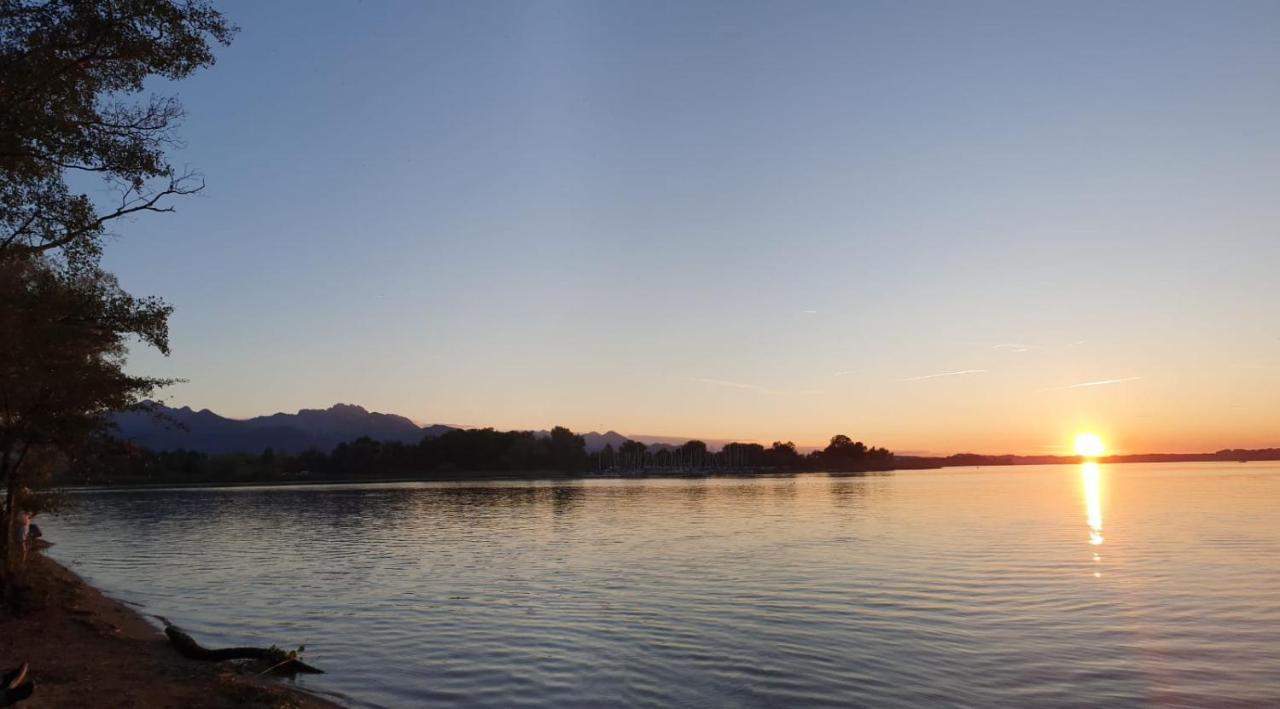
[79,486,430,539]
[69,475,903,547]
[828,480,867,511]
[768,478,799,502]
[681,479,708,504]
[424,484,584,513]
[550,484,585,517]
[826,472,894,509]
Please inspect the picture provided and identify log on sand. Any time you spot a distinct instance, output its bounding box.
[161,622,324,674]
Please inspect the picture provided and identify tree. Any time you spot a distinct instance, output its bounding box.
[547,426,587,473]
[821,435,867,471]
[0,254,172,569]
[619,439,647,469]
[1,0,236,261]
[678,440,708,469]
[817,434,894,472]
[827,434,857,451]
[764,441,802,469]
[721,442,764,468]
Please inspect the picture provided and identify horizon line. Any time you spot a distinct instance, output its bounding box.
[139,400,1275,458]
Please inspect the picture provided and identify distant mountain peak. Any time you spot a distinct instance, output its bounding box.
[111,402,455,455]
[323,403,369,414]
[111,402,731,456]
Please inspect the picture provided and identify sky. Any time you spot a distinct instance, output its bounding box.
[102,0,1280,455]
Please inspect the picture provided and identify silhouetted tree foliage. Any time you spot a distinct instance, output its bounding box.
[78,427,896,485]
[678,440,709,468]
[548,426,587,473]
[77,436,1280,487]
[0,0,236,261]
[78,427,595,484]
[618,439,647,469]
[0,254,172,567]
[0,0,233,592]
[765,441,803,468]
[814,435,893,472]
[599,443,617,470]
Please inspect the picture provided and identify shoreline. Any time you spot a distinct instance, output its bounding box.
[57,456,1268,492]
[1,552,344,708]
[61,468,894,491]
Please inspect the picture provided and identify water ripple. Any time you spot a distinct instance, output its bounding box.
[44,463,1280,708]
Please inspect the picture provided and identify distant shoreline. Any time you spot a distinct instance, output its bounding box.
[899,450,1280,467]
[58,456,1277,492]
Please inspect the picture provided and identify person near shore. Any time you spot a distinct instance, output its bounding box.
[17,511,31,563]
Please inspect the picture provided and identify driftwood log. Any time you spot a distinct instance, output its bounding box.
[161,622,324,674]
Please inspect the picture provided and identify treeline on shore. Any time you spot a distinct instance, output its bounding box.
[67,429,896,485]
[60,432,1280,487]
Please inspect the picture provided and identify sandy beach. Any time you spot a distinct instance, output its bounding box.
[0,550,341,708]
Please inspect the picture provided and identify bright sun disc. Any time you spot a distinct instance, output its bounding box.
[1075,433,1105,458]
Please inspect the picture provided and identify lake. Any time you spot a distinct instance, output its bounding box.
[44,462,1280,707]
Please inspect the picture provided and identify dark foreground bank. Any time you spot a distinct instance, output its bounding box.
[0,552,342,708]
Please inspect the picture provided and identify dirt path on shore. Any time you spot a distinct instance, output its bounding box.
[0,553,343,708]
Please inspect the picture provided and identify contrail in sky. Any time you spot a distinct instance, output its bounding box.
[689,377,772,393]
[900,369,987,382]
[1067,376,1144,388]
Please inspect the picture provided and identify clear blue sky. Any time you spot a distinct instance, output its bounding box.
[107,0,1280,453]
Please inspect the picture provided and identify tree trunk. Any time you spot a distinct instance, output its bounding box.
[1,475,14,576]
[0,445,9,572]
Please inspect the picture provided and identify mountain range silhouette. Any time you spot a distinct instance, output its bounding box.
[111,403,688,455]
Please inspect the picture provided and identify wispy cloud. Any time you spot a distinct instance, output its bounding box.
[993,343,1033,353]
[689,377,773,393]
[800,309,819,315]
[900,369,987,382]
[1066,376,1144,389]
[833,369,859,377]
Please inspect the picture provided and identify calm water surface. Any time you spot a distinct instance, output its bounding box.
[45,463,1280,707]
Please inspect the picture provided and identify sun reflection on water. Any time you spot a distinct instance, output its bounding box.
[1082,462,1104,546]
[1082,462,1105,577]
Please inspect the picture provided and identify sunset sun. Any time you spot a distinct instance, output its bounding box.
[1075,433,1106,458]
